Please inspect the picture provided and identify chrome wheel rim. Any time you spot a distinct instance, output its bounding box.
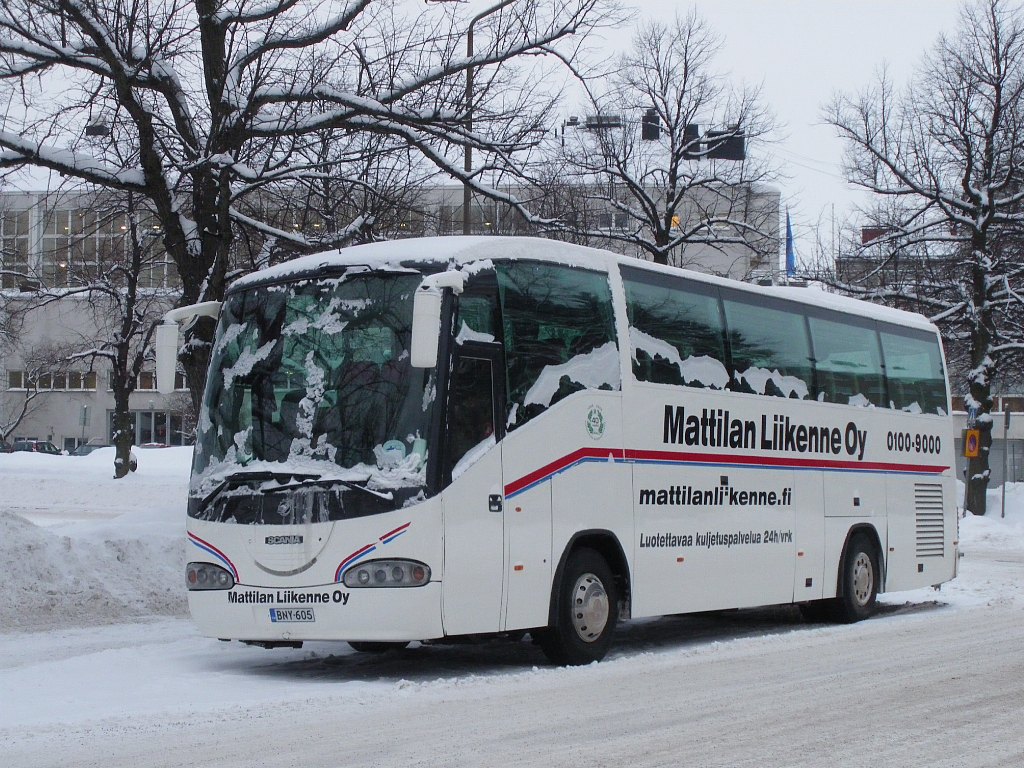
[571,572,609,643]
[851,552,874,606]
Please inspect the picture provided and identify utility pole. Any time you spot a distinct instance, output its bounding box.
[437,0,516,234]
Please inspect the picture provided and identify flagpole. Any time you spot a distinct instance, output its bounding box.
[785,209,796,283]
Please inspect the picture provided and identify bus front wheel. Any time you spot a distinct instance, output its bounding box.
[537,548,618,666]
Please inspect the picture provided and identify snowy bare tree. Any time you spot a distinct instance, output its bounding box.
[0,0,617,405]
[9,190,173,476]
[823,0,1024,515]
[543,11,778,273]
[0,342,75,443]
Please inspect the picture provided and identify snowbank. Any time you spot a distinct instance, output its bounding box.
[0,447,192,631]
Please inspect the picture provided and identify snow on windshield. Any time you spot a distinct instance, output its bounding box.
[456,321,495,344]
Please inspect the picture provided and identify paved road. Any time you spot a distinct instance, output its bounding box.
[5,551,1023,768]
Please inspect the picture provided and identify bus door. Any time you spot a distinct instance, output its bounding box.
[440,346,507,635]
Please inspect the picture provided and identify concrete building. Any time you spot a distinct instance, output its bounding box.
[2,183,779,449]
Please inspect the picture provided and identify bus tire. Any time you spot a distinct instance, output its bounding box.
[537,548,618,666]
[347,641,410,653]
[833,534,880,623]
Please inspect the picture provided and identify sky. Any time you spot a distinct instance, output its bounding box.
[635,0,966,260]
[450,0,968,263]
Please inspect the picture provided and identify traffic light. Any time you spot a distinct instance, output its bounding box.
[641,108,660,140]
[682,124,701,159]
[705,128,746,160]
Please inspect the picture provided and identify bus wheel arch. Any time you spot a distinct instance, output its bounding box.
[834,525,883,622]
[536,531,629,665]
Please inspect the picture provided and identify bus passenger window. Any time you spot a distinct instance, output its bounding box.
[497,263,618,429]
[722,295,813,399]
[809,316,885,407]
[622,269,728,389]
[880,328,948,415]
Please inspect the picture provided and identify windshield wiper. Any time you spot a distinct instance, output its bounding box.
[272,476,394,502]
[199,470,319,509]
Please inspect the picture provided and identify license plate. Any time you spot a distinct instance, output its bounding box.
[269,607,316,623]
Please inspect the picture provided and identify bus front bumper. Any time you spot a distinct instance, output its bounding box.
[188,581,444,643]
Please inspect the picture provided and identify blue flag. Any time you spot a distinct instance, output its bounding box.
[785,210,796,277]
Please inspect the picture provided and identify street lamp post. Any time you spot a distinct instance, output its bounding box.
[431,0,516,234]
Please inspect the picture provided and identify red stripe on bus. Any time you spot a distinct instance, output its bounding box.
[503,447,625,497]
[624,448,949,475]
[503,447,948,497]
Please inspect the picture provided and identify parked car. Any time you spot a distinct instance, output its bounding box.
[0,438,12,453]
[12,440,62,455]
[72,443,108,456]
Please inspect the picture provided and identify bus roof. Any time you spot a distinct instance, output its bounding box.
[232,236,938,333]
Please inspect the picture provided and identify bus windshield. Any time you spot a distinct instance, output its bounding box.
[190,270,434,524]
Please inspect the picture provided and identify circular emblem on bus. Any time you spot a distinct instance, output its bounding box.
[586,405,606,440]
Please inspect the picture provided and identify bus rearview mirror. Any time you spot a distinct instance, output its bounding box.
[154,300,222,394]
[411,271,466,368]
[411,286,443,368]
[155,322,180,394]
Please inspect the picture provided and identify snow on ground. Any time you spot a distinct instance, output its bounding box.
[0,447,191,631]
[1,451,1023,767]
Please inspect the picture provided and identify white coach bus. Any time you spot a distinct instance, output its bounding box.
[158,237,957,665]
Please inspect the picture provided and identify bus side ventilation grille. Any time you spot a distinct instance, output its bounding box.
[914,483,945,557]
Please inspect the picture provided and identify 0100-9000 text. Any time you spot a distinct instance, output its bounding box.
[886,431,941,454]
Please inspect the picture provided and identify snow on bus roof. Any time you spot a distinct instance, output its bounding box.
[230,236,614,289]
[232,236,935,332]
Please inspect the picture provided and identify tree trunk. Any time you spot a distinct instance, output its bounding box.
[180,315,218,415]
[111,388,134,479]
[965,418,992,516]
[965,247,995,515]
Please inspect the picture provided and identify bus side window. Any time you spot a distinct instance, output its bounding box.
[621,268,729,390]
[722,293,814,400]
[497,262,618,430]
[447,356,496,478]
[808,315,886,408]
[879,327,949,415]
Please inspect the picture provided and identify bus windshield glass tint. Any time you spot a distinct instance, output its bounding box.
[190,272,433,522]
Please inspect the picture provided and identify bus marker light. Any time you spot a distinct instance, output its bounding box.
[186,562,235,591]
[676,557,685,564]
[342,559,431,588]
[797,551,805,557]
[514,564,524,572]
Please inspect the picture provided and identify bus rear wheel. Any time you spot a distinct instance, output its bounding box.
[537,548,618,666]
[836,534,880,622]
[801,534,880,624]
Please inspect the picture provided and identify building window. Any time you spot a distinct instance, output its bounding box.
[7,369,98,391]
[1,210,30,289]
[108,409,189,446]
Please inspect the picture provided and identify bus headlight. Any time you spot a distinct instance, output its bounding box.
[187,562,235,591]
[343,559,430,588]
